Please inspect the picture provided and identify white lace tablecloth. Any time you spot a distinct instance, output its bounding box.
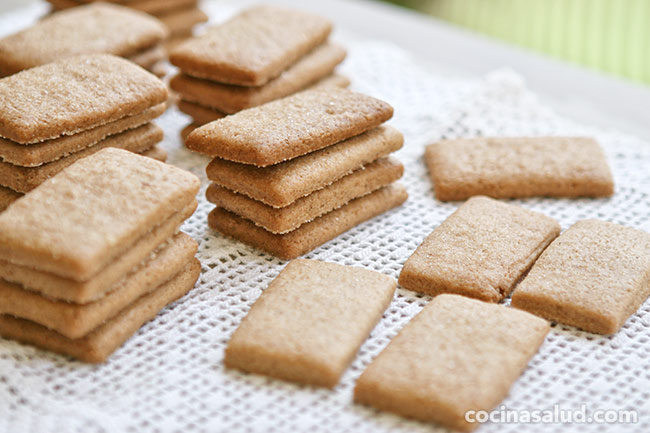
[1,3,649,433]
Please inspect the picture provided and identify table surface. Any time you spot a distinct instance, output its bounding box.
[3,0,649,142]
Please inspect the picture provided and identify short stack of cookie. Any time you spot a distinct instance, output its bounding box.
[46,0,207,49]
[170,5,349,137]
[0,3,169,77]
[0,148,201,363]
[0,54,168,212]
[186,87,408,259]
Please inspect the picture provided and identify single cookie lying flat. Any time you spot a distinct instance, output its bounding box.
[354,294,550,432]
[209,184,408,260]
[170,5,332,85]
[0,54,168,143]
[399,196,560,302]
[206,125,403,207]
[171,43,347,114]
[0,103,165,167]
[0,201,196,303]
[0,123,163,193]
[0,148,200,281]
[186,88,393,166]
[0,3,168,76]
[0,232,196,339]
[225,259,396,387]
[0,258,200,363]
[425,137,614,201]
[512,219,650,334]
[206,157,404,234]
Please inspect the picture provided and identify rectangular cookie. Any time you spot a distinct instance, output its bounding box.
[0,232,196,339]
[0,148,200,281]
[0,54,168,144]
[0,123,163,193]
[0,185,20,213]
[354,294,550,432]
[171,43,347,114]
[512,219,650,334]
[0,258,200,363]
[225,259,396,387]
[0,3,169,77]
[206,125,403,207]
[176,74,350,125]
[170,5,332,86]
[208,184,408,260]
[0,103,165,167]
[0,201,196,304]
[186,88,393,166]
[206,157,404,234]
[425,137,615,201]
[399,196,560,302]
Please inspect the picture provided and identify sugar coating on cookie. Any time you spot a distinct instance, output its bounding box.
[399,196,561,302]
[0,3,169,76]
[354,294,550,432]
[425,136,614,201]
[205,125,403,207]
[186,87,394,166]
[512,219,650,334]
[170,5,332,85]
[171,43,347,114]
[0,148,200,281]
[225,259,396,388]
[0,54,168,143]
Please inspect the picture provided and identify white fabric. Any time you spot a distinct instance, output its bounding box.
[1,3,649,433]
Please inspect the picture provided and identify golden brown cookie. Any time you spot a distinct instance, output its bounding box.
[171,43,347,114]
[225,259,396,387]
[425,137,615,201]
[206,157,404,234]
[0,3,168,76]
[355,294,550,432]
[186,88,393,166]
[399,196,560,302]
[170,5,332,86]
[512,219,650,334]
[0,148,200,281]
[208,184,408,260]
[0,258,200,363]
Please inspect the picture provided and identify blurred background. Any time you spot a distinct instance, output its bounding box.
[381,0,650,86]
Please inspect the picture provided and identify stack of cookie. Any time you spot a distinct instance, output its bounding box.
[47,0,207,49]
[0,54,168,212]
[0,148,201,363]
[0,3,169,77]
[170,5,349,137]
[186,87,408,259]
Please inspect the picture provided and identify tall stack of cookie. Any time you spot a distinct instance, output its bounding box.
[46,0,208,49]
[169,5,349,138]
[186,87,408,259]
[0,148,201,363]
[0,54,168,212]
[0,3,169,77]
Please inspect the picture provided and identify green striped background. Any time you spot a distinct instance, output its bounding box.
[384,0,650,85]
